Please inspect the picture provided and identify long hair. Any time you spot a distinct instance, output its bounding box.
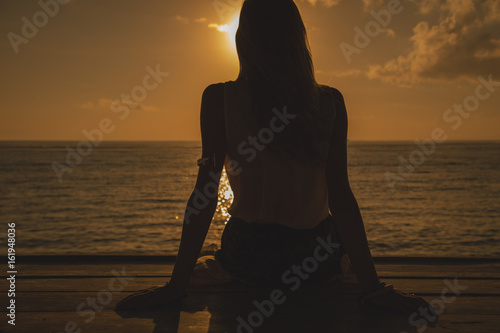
[235,0,332,166]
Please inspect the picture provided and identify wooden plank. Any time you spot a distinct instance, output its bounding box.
[2,299,500,333]
[15,255,500,265]
[7,262,500,278]
[2,258,499,333]
[3,288,500,314]
[11,277,500,295]
[376,262,500,279]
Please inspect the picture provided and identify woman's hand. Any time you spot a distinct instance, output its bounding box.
[115,283,186,311]
[365,287,438,317]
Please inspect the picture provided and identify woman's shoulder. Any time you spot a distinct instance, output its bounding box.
[317,84,345,104]
[200,83,226,124]
[202,82,225,97]
[202,80,242,99]
[317,85,348,127]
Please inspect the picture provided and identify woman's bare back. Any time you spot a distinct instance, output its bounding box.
[222,80,338,229]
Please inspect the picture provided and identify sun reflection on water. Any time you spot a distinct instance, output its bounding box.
[216,168,234,224]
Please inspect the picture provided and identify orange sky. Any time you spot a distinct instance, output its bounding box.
[1,0,499,141]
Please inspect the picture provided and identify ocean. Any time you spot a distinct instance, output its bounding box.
[0,141,499,258]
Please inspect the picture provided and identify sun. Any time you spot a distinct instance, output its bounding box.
[208,15,240,53]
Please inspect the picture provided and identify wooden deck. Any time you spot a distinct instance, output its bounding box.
[1,256,499,333]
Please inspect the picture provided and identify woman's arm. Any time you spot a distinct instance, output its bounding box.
[169,83,227,291]
[115,83,226,310]
[327,89,436,315]
[326,89,380,292]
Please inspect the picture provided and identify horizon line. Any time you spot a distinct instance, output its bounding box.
[0,139,499,143]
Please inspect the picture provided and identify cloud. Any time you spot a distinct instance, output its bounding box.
[174,16,207,25]
[302,0,342,8]
[317,69,364,79]
[362,0,386,11]
[208,23,229,32]
[368,0,500,85]
[382,28,396,37]
[174,15,189,24]
[78,101,95,110]
[483,0,500,24]
[409,0,443,14]
[79,98,160,112]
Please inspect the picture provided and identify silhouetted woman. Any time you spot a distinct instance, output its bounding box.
[116,0,434,315]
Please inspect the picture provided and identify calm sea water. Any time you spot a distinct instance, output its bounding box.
[0,141,499,257]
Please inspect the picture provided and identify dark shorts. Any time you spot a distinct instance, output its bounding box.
[214,214,344,288]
